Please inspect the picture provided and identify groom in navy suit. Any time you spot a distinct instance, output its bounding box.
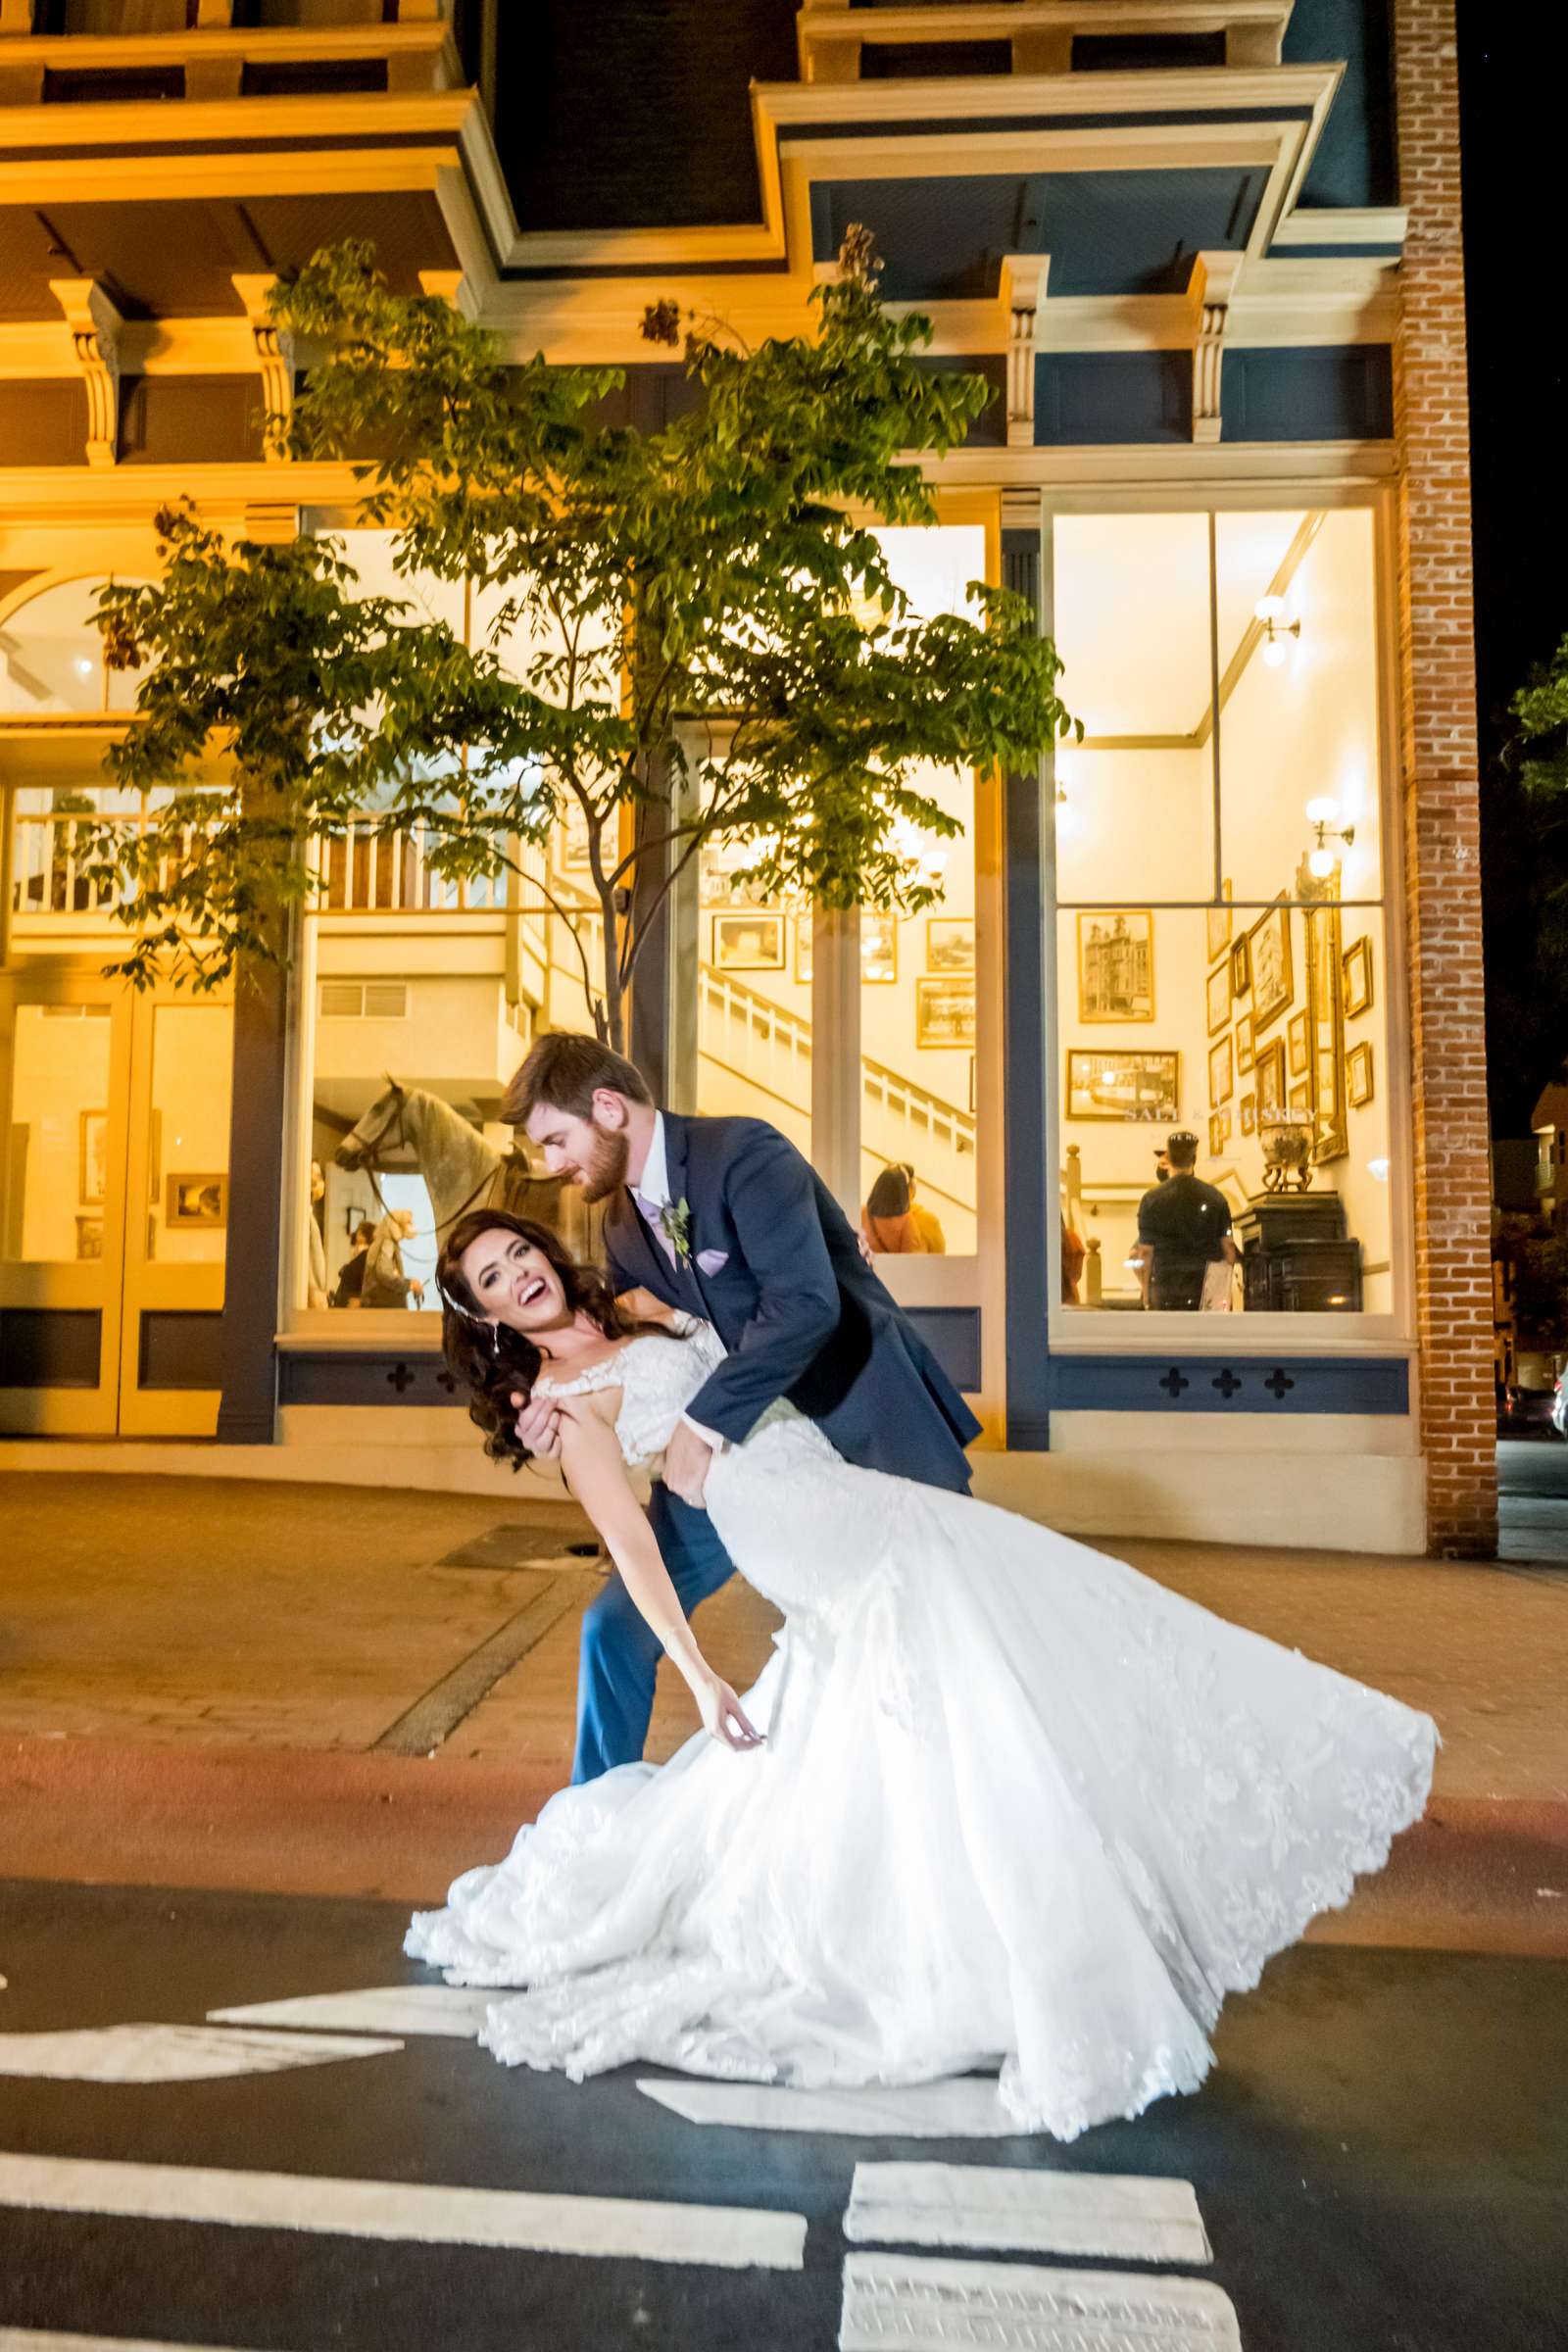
[501,1033,981,1784]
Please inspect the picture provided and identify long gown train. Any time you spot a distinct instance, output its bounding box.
[407,1327,1436,2139]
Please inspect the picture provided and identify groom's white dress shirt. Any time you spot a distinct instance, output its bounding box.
[629,1111,727,1457]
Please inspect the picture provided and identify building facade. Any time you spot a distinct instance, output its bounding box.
[0,0,1494,1553]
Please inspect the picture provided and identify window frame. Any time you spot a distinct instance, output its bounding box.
[1042,479,1415,1356]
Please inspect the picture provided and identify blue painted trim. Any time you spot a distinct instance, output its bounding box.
[1221,344,1394,442]
[1047,1354,1409,1415]
[1001,524,1053,1453]
[903,1306,982,1396]
[1035,350,1190,443]
[1270,244,1401,260]
[278,1351,463,1409]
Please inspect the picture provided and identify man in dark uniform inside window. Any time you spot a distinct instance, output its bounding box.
[1134,1130,1237,1309]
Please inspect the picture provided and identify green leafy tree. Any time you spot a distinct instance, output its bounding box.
[86,234,1078,1047]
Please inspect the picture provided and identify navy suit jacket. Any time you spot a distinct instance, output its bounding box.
[602,1112,979,1494]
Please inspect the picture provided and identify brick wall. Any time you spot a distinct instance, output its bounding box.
[1391,0,1497,1554]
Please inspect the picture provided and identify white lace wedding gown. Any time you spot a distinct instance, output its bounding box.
[407,1324,1436,2138]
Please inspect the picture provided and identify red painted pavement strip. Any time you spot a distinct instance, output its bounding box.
[2,1738,1566,1956]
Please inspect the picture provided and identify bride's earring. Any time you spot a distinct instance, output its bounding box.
[489,1321,503,1359]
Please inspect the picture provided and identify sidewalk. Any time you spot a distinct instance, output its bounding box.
[5,1471,1565,1950]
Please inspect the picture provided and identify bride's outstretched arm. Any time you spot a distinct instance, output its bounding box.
[555,1401,763,1753]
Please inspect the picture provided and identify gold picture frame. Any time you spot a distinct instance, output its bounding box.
[1229,934,1250,1001]
[1077,909,1154,1023]
[1247,898,1295,1035]
[1253,1036,1288,1122]
[1207,1108,1230,1155]
[166,1173,227,1230]
[1343,934,1374,1018]
[711,911,785,971]
[1240,1094,1256,1137]
[1288,1008,1310,1078]
[1205,881,1233,964]
[915,976,976,1050]
[1208,1034,1234,1106]
[926,915,975,974]
[1065,1049,1180,1123]
[74,1211,104,1261]
[1347,1040,1375,1107]
[1205,962,1231,1037]
[1235,1011,1255,1074]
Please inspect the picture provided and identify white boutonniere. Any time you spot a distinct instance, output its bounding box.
[660,1196,693,1267]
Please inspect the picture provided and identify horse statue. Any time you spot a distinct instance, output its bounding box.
[334,1079,596,1258]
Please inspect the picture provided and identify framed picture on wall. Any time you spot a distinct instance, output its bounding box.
[860,911,897,984]
[78,1109,108,1206]
[1207,1109,1230,1155]
[1288,1008,1310,1078]
[1240,1094,1256,1137]
[794,915,813,983]
[74,1213,103,1261]
[1235,1011,1255,1073]
[926,916,974,973]
[1077,910,1154,1022]
[1348,1041,1375,1106]
[1208,1035,1234,1105]
[712,911,785,971]
[1065,1049,1180,1123]
[916,976,977,1050]
[1343,934,1374,1018]
[1248,898,1295,1033]
[167,1174,227,1230]
[1229,934,1250,1001]
[1253,1036,1287,1121]
[1205,962,1231,1037]
[1206,881,1233,963]
[1289,1081,1312,1117]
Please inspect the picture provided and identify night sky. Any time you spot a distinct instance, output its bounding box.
[1458,7,1568,1130]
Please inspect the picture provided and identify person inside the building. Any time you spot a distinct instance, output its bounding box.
[859,1162,929,1254]
[895,1161,947,1253]
[1133,1130,1238,1310]
[331,1217,380,1309]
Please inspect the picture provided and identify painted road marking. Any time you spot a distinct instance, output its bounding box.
[0,2027,403,2085]
[0,2152,807,2272]
[845,2162,1212,2264]
[209,1986,492,2038]
[0,2333,263,2351]
[839,2254,1242,2352]
[637,2077,1023,2138]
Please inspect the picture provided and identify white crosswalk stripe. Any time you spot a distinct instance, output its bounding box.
[207,1986,491,2038]
[636,2077,1022,2138]
[839,2253,1244,2351]
[0,2027,403,2084]
[845,2161,1213,2264]
[0,2151,807,2272]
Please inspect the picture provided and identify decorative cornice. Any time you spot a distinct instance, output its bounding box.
[1189,250,1243,445]
[230,273,294,461]
[48,276,122,468]
[999,255,1049,449]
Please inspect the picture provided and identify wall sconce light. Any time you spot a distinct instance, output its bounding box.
[1254,593,1300,668]
[1303,794,1354,882]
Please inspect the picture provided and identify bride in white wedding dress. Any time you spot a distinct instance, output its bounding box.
[407,1216,1437,2140]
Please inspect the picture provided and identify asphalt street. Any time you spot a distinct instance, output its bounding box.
[0,1879,1561,2352]
[1497,1436,1568,1565]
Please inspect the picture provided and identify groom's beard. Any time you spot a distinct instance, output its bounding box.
[576,1124,630,1204]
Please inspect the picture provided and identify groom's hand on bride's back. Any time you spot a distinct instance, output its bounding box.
[513,1391,564,1461]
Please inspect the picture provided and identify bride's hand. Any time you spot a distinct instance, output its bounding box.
[694,1670,764,1752]
[616,1286,678,1328]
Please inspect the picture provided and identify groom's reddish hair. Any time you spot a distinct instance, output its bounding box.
[503,1032,653,1129]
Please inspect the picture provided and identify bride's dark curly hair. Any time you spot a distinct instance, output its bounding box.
[436,1208,661,1471]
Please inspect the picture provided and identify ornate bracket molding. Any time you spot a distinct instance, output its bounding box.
[1189,250,1242,446]
[231,272,295,460]
[999,254,1049,450]
[49,277,122,469]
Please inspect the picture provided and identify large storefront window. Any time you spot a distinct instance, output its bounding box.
[1053,504,1398,1324]
[294,533,598,1318]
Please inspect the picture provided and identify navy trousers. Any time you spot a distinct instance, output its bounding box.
[569,1483,737,1785]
